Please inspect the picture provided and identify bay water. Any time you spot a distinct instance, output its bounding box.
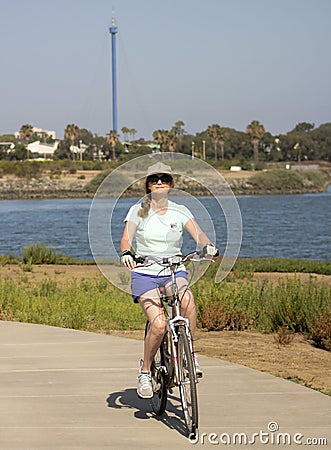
[0,187,330,261]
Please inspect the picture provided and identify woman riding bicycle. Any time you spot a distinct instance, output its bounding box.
[119,162,218,399]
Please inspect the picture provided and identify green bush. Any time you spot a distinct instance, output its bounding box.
[1,256,330,352]
[310,312,331,351]
[84,170,112,193]
[20,242,59,264]
[233,257,331,275]
[193,275,331,336]
[0,278,145,330]
[249,169,304,192]
[18,242,94,265]
[0,252,20,265]
[303,169,324,186]
[249,169,327,193]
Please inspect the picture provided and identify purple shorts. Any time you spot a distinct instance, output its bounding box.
[131,270,188,303]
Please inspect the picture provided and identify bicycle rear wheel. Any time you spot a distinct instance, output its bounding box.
[177,326,198,437]
[144,321,168,415]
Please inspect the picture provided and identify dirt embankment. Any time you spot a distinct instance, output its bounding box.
[0,170,99,199]
[1,167,329,199]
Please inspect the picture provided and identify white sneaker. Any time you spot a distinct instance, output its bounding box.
[195,355,203,378]
[137,370,153,399]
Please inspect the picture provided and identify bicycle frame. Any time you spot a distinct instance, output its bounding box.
[138,251,210,436]
[154,259,196,384]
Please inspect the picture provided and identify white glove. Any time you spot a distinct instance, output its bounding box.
[120,251,135,268]
[203,243,219,256]
[121,254,134,267]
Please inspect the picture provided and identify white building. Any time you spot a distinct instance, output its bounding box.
[27,140,59,159]
[15,126,56,140]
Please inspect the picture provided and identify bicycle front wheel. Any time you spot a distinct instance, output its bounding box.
[177,326,198,436]
[144,321,168,415]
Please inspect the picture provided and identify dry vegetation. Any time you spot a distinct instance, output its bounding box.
[1,263,330,395]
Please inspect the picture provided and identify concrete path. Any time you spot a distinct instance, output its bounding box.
[0,321,330,449]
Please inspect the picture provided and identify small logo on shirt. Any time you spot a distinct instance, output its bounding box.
[170,223,178,229]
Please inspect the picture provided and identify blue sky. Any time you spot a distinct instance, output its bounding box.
[1,0,330,140]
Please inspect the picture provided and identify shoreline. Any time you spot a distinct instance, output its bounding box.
[0,187,327,200]
[0,182,329,201]
[0,168,330,200]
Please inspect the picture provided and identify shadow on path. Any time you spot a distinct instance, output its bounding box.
[107,388,187,437]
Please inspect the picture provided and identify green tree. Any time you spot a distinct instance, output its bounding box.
[18,124,34,160]
[286,122,316,162]
[219,127,228,161]
[246,120,265,164]
[171,120,186,151]
[64,124,80,159]
[129,128,137,141]
[152,129,169,155]
[311,123,331,161]
[121,126,130,141]
[166,131,177,158]
[107,130,120,161]
[64,124,79,146]
[18,124,34,144]
[293,122,315,134]
[207,124,222,161]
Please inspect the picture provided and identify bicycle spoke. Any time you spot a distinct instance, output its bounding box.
[145,321,168,415]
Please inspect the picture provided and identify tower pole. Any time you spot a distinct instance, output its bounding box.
[109,10,118,132]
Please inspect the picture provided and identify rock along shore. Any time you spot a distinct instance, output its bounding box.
[0,169,329,200]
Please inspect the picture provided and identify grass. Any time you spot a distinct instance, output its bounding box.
[0,243,95,266]
[0,244,330,351]
[0,261,330,351]
[3,243,331,274]
[0,277,145,331]
[194,276,330,333]
[248,169,327,193]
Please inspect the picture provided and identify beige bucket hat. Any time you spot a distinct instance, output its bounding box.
[146,162,172,176]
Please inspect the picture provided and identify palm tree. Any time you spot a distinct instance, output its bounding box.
[64,124,79,144]
[171,120,185,151]
[207,124,222,161]
[219,127,228,161]
[19,124,34,160]
[166,131,177,159]
[246,120,265,164]
[121,126,130,141]
[152,129,168,156]
[19,124,34,144]
[107,130,120,161]
[64,124,79,160]
[129,128,137,141]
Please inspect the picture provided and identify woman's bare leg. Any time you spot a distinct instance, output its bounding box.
[138,290,167,372]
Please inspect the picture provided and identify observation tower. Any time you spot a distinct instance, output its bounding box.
[109,10,118,132]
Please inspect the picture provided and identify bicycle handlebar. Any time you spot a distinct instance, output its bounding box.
[134,251,213,268]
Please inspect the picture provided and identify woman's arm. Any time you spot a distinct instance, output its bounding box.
[184,218,212,248]
[120,220,136,252]
[120,220,137,269]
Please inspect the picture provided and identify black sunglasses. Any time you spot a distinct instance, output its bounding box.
[147,174,173,184]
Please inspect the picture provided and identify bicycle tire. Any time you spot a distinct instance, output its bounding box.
[144,321,168,415]
[177,326,198,436]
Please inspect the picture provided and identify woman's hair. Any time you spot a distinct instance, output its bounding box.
[138,174,174,218]
[138,193,152,218]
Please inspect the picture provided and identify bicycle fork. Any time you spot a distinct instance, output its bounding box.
[169,316,197,385]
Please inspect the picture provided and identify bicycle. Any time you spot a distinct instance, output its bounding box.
[135,251,212,438]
